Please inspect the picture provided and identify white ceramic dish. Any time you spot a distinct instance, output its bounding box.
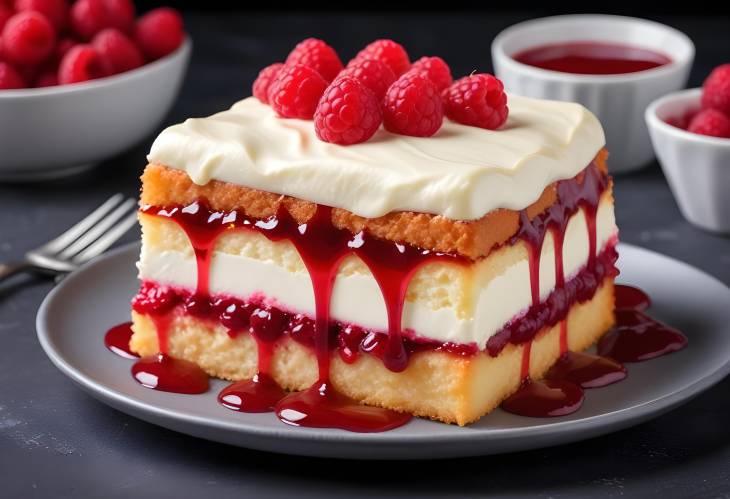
[646,88,730,233]
[492,14,694,174]
[0,38,191,181]
[36,242,730,459]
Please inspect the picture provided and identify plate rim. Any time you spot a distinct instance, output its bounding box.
[35,242,730,454]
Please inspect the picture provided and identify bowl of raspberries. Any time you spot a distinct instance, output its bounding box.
[646,64,730,233]
[0,0,189,180]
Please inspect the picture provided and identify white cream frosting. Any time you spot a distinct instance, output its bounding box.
[147,95,605,221]
[138,200,617,349]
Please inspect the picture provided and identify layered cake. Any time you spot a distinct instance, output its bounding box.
[128,39,619,428]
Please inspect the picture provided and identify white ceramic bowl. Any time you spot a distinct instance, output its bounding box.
[0,38,191,181]
[646,88,730,233]
[492,15,694,174]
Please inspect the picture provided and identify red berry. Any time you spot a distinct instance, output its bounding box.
[314,76,383,145]
[0,61,25,88]
[14,0,68,31]
[353,39,410,77]
[34,69,56,86]
[58,43,102,84]
[288,314,315,344]
[250,306,287,342]
[15,62,39,83]
[701,64,730,116]
[665,107,700,130]
[443,74,509,130]
[134,7,184,61]
[92,28,142,75]
[1,11,55,66]
[53,36,75,63]
[409,56,452,91]
[131,282,180,314]
[101,0,134,33]
[252,62,283,104]
[383,72,443,137]
[216,299,255,332]
[339,58,395,100]
[0,5,13,33]
[268,63,328,119]
[69,0,105,40]
[687,108,730,138]
[285,37,343,83]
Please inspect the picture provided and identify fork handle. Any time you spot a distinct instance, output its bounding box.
[0,262,30,283]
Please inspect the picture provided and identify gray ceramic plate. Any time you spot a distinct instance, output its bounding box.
[36,242,730,460]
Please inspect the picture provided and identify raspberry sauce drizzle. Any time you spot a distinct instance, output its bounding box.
[502,226,584,417]
[145,203,412,431]
[131,354,209,394]
[545,351,627,388]
[502,162,611,417]
[598,287,688,363]
[127,207,217,394]
[353,231,456,372]
[218,337,285,412]
[104,322,139,359]
[614,284,651,311]
[267,208,413,431]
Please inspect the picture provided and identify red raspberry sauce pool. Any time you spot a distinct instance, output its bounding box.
[513,42,671,75]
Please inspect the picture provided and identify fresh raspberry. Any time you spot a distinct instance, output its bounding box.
[408,56,452,91]
[53,36,76,63]
[382,72,443,137]
[1,11,56,66]
[252,62,283,104]
[134,7,184,61]
[58,43,103,84]
[442,74,509,130]
[339,58,395,100]
[92,28,142,75]
[101,0,134,33]
[0,5,13,33]
[15,62,39,84]
[701,64,730,116]
[285,37,342,83]
[34,69,57,86]
[268,63,328,119]
[69,0,106,40]
[665,107,699,130]
[314,76,382,145]
[14,0,68,31]
[0,61,25,88]
[353,39,410,77]
[687,108,730,138]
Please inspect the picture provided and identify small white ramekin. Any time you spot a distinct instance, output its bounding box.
[646,88,730,233]
[492,14,694,174]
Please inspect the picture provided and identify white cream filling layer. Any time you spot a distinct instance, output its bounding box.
[138,201,616,349]
[147,96,605,220]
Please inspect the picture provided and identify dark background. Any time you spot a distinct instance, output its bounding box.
[2,6,730,499]
[138,2,730,15]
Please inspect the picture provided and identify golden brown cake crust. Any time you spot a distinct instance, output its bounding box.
[140,150,608,260]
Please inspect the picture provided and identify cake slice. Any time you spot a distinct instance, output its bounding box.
[129,92,617,427]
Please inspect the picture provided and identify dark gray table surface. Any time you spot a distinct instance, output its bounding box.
[2,11,730,499]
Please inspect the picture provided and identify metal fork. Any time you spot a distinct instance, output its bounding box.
[0,194,138,283]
